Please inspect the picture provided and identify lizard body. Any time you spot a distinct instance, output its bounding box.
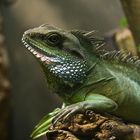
[22,24,140,139]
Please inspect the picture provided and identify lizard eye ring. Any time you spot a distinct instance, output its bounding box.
[47,33,62,45]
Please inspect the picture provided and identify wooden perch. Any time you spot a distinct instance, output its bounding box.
[46,111,140,140]
[115,28,138,56]
[120,0,140,46]
[104,28,138,56]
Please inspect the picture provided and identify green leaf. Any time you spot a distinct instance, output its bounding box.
[31,108,60,139]
[119,17,128,28]
[137,44,140,52]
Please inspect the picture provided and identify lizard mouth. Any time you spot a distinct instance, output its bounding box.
[22,37,59,64]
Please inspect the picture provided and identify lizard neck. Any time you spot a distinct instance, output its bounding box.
[42,63,83,100]
[41,54,98,101]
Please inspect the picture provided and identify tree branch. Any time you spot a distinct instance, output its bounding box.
[120,0,140,47]
[46,111,140,140]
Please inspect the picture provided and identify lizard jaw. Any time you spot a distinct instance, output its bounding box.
[22,38,58,64]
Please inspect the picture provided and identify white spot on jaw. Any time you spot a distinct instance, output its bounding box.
[28,47,31,50]
[33,51,37,55]
[30,49,34,52]
[41,56,47,62]
[36,53,42,58]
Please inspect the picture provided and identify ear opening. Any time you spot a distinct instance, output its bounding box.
[70,30,105,48]
[63,47,84,59]
[70,50,84,59]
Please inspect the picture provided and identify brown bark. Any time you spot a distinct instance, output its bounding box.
[120,0,140,47]
[46,111,140,140]
[115,28,138,56]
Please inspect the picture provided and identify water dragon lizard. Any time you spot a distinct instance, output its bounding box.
[22,24,140,139]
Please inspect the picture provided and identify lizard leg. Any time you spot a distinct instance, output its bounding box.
[52,94,118,125]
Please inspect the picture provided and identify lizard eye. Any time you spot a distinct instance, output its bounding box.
[47,33,62,45]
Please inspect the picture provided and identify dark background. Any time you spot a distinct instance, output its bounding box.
[1,0,124,139]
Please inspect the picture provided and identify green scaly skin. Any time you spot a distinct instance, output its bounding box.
[22,24,140,139]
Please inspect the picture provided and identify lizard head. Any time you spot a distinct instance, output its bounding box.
[22,24,104,88]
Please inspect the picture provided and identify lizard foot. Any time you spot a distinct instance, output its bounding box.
[52,97,117,126]
[52,104,83,126]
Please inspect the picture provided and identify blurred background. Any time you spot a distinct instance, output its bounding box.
[0,0,136,140]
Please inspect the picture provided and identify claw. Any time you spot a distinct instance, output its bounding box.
[52,108,70,126]
[52,112,64,126]
[52,108,67,126]
[52,104,82,126]
[63,107,79,122]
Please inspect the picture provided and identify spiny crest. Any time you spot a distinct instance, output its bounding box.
[70,29,140,69]
[97,49,140,69]
[70,30,105,48]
